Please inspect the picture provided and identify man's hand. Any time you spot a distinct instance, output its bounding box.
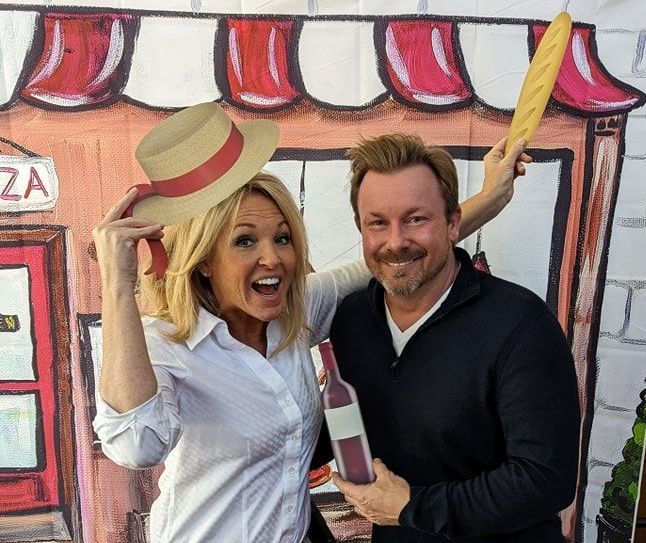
[332,458,411,526]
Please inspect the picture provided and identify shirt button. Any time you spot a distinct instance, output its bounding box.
[285,399,293,407]
[291,433,299,441]
[287,505,294,513]
[288,466,295,474]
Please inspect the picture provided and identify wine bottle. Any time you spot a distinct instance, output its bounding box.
[319,341,375,484]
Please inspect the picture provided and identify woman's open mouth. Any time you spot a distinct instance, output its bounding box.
[251,277,281,297]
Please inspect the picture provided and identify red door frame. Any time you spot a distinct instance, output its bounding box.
[0,245,60,512]
[0,227,74,529]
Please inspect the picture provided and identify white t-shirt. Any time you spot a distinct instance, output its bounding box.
[385,282,454,357]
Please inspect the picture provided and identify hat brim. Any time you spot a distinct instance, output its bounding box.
[131,119,279,225]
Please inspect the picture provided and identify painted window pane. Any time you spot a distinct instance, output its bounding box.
[264,160,304,211]
[0,266,34,381]
[458,159,562,300]
[0,393,38,468]
[302,160,362,271]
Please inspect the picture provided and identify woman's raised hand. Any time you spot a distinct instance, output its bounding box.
[482,137,532,208]
[92,188,164,290]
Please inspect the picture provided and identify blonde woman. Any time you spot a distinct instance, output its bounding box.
[92,103,530,543]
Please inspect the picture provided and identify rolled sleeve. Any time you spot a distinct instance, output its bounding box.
[93,367,183,469]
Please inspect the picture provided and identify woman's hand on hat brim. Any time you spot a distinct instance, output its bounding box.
[93,188,165,291]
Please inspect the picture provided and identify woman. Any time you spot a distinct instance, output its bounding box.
[93,103,529,543]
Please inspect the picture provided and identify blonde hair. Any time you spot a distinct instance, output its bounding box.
[348,134,459,226]
[139,172,309,354]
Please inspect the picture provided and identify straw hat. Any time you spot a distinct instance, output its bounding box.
[131,102,279,225]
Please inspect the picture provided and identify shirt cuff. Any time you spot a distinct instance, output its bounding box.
[94,391,180,446]
[398,484,449,537]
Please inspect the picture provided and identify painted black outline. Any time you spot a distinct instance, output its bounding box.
[0,136,41,158]
[78,313,102,450]
[0,7,597,24]
[212,17,235,111]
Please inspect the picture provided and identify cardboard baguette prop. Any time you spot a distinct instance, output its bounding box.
[505,12,572,156]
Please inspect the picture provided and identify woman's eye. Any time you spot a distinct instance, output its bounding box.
[276,233,291,245]
[234,236,254,247]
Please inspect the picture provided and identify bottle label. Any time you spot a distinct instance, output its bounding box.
[324,403,366,441]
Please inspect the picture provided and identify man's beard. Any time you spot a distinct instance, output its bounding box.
[373,247,448,298]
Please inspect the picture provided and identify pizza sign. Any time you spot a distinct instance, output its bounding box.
[0,155,59,212]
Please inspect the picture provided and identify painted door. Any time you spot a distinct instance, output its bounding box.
[0,243,61,513]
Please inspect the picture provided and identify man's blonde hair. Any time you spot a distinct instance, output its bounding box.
[348,134,459,226]
[139,171,308,354]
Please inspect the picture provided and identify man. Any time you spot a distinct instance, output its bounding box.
[329,134,580,542]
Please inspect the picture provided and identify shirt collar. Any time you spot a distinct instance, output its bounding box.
[185,307,284,355]
[185,306,226,351]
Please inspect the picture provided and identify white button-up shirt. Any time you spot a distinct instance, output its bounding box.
[93,262,370,543]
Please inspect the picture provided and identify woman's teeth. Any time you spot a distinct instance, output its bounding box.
[255,277,280,285]
[252,277,281,295]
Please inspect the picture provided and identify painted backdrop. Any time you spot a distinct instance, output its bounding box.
[0,1,645,542]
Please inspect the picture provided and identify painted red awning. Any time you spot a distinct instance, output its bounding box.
[226,19,300,110]
[9,12,646,116]
[532,23,644,115]
[382,20,472,109]
[22,13,137,108]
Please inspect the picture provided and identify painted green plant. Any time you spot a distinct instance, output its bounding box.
[600,388,646,529]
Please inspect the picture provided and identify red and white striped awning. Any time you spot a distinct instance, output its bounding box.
[4,11,644,116]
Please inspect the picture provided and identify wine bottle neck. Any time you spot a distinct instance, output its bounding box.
[325,367,341,379]
[319,342,339,372]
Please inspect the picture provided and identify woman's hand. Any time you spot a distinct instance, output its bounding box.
[457,138,532,240]
[92,188,164,290]
[482,137,532,209]
[94,189,161,413]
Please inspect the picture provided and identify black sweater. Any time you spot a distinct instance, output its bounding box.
[329,248,580,543]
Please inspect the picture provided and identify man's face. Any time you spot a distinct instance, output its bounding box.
[357,164,461,298]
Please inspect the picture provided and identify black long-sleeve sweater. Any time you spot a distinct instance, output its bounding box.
[328,247,580,543]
